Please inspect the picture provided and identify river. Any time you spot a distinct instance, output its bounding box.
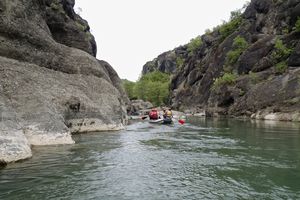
[0,118,300,199]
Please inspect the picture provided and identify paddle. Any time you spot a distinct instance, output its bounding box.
[141,116,148,120]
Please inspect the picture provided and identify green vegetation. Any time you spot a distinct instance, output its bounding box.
[275,61,288,74]
[282,27,290,35]
[187,36,202,56]
[123,71,171,106]
[123,79,136,99]
[224,36,249,72]
[230,9,242,21]
[86,32,93,40]
[50,3,60,10]
[176,57,185,68]
[249,71,259,83]
[50,1,65,15]
[205,29,212,34]
[272,0,284,5]
[218,9,243,41]
[294,17,300,32]
[75,21,87,32]
[212,73,237,90]
[271,38,292,74]
[271,38,293,61]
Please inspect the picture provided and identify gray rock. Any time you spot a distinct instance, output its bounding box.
[129,100,153,115]
[0,0,127,164]
[288,42,300,67]
[45,0,97,56]
[142,49,185,75]
[238,35,275,74]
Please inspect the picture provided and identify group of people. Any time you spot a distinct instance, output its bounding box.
[148,108,172,120]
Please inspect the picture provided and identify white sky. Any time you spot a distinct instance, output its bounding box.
[75,0,248,81]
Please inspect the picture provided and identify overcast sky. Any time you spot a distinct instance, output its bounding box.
[75,0,248,81]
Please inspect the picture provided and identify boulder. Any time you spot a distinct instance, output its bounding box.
[128,100,153,115]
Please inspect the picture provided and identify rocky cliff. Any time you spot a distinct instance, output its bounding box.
[142,0,300,121]
[0,0,128,164]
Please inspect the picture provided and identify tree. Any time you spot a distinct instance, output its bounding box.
[123,71,171,106]
[122,79,137,100]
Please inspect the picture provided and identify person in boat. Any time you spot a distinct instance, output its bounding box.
[162,108,173,124]
[163,108,172,118]
[149,108,159,120]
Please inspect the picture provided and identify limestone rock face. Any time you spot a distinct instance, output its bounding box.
[142,47,187,75]
[45,0,97,56]
[0,0,128,164]
[142,0,300,120]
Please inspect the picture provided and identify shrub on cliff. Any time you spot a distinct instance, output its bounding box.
[271,38,293,74]
[271,38,292,62]
[187,36,202,56]
[275,61,288,74]
[224,36,249,72]
[176,56,185,68]
[294,17,300,32]
[212,73,237,91]
[218,10,243,41]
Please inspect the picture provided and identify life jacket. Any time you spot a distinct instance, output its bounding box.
[149,110,159,120]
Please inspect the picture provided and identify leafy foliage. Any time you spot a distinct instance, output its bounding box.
[50,3,60,10]
[50,1,65,15]
[123,79,137,100]
[295,17,300,32]
[176,57,185,68]
[232,36,249,50]
[205,29,212,34]
[123,71,171,106]
[230,9,242,21]
[249,71,259,83]
[212,73,237,90]
[271,38,292,74]
[187,36,202,56]
[75,21,87,32]
[218,10,243,41]
[275,61,288,74]
[271,38,292,62]
[224,36,249,72]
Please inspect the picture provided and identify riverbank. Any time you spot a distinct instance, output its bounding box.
[184,109,300,122]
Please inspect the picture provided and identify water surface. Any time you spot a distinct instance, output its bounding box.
[1,118,300,199]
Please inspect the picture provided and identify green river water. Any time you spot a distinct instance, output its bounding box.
[0,118,300,199]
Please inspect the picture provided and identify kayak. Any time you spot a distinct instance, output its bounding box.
[162,117,173,124]
[149,119,163,123]
[148,118,173,124]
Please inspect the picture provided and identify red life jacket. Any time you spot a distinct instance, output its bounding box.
[149,110,158,120]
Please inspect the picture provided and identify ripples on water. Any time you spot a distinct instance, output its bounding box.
[0,118,300,199]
